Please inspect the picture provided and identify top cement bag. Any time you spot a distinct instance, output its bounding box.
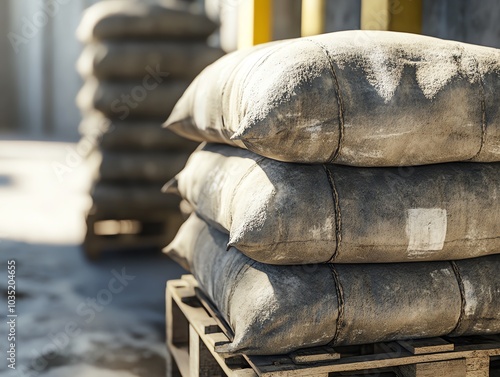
[77,0,217,43]
[165,31,500,166]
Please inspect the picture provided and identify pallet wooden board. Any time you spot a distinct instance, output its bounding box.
[83,206,183,259]
[166,275,500,377]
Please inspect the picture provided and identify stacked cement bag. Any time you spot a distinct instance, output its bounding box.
[165,144,500,264]
[167,30,500,166]
[167,214,500,355]
[163,31,500,354]
[76,0,224,256]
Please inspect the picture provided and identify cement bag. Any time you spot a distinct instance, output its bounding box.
[77,79,189,120]
[79,113,198,151]
[165,214,500,355]
[165,31,500,166]
[78,42,225,80]
[89,149,190,183]
[91,182,181,211]
[77,1,217,43]
[164,144,500,264]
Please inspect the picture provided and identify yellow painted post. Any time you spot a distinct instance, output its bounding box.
[238,0,273,49]
[389,0,422,34]
[301,0,325,37]
[361,0,422,34]
[361,0,390,31]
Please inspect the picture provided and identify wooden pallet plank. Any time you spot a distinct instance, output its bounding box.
[168,346,191,377]
[190,324,224,377]
[246,349,494,377]
[84,205,183,252]
[399,359,466,377]
[166,347,183,377]
[465,356,490,377]
[398,337,455,355]
[168,279,257,377]
[169,293,189,346]
[290,347,340,364]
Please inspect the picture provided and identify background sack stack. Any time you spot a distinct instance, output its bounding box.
[75,0,224,258]
[163,31,500,355]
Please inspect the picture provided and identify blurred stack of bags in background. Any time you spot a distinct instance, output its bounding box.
[75,0,224,258]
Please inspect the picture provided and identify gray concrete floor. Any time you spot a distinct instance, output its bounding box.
[0,140,186,377]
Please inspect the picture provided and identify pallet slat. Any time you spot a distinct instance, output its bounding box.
[398,338,455,355]
[83,206,183,258]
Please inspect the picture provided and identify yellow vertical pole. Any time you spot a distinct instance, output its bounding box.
[238,0,273,49]
[361,0,390,31]
[301,0,325,37]
[361,0,422,34]
[389,0,422,34]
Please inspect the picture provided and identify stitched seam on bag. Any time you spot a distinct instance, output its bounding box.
[460,45,487,160]
[323,165,342,263]
[449,261,466,335]
[226,259,258,325]
[306,39,345,163]
[270,196,284,254]
[228,156,268,228]
[328,264,345,346]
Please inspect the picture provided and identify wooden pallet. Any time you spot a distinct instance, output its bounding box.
[166,275,500,377]
[83,206,183,259]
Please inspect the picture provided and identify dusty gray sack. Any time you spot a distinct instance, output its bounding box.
[91,182,181,211]
[78,42,225,80]
[164,213,500,355]
[77,79,190,120]
[79,113,198,151]
[164,144,500,264]
[89,149,190,183]
[77,1,217,43]
[165,30,500,166]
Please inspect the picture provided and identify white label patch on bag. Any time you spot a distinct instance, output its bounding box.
[406,208,447,256]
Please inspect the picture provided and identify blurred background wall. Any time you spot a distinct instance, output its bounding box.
[1,0,499,141]
[423,0,500,48]
[0,1,16,132]
[4,0,97,139]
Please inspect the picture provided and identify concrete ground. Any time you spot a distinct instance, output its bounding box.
[0,139,185,377]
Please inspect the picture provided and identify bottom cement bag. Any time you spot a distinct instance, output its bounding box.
[165,213,500,355]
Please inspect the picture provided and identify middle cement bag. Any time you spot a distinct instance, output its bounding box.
[164,213,500,355]
[164,144,500,264]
